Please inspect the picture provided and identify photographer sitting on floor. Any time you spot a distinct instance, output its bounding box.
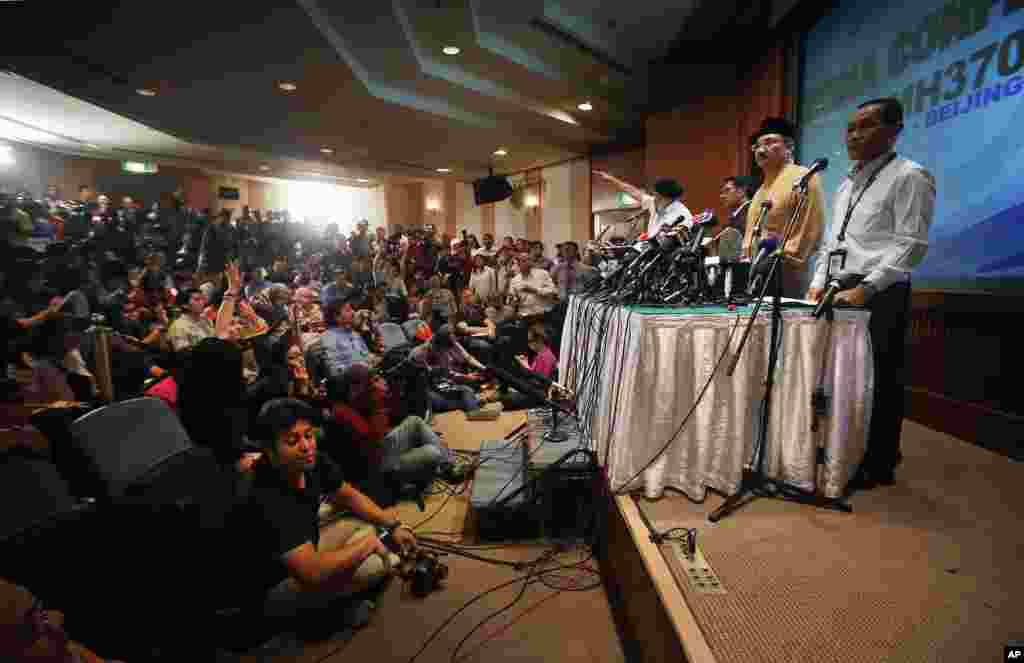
[325,364,468,497]
[410,325,486,414]
[238,398,413,638]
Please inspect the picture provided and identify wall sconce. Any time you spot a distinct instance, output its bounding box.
[524,193,539,208]
[426,197,441,212]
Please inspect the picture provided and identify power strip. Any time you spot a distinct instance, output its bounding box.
[673,540,726,595]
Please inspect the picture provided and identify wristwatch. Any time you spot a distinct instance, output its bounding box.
[860,281,878,302]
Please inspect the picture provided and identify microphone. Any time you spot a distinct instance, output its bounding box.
[717,227,742,263]
[793,158,829,190]
[746,237,780,296]
[689,210,717,227]
[715,227,743,300]
[812,273,865,319]
[750,237,779,275]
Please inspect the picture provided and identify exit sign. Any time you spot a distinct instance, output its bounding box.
[617,192,637,207]
[122,161,158,174]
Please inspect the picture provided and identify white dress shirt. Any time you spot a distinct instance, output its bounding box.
[468,265,498,302]
[811,151,936,292]
[642,195,693,237]
[509,268,558,317]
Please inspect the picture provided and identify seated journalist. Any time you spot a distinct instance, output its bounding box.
[237,398,414,635]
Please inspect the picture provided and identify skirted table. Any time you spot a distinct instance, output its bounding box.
[558,297,874,501]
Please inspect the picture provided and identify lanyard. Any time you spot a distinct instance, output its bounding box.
[837,152,898,243]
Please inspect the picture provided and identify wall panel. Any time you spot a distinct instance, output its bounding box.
[541,161,573,251]
[646,44,790,218]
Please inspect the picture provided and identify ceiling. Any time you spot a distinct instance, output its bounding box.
[1,0,774,186]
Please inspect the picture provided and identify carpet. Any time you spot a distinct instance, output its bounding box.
[642,419,1024,663]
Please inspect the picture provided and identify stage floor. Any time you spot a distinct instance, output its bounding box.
[628,418,1024,663]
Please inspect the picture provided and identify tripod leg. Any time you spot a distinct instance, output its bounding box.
[707,469,758,522]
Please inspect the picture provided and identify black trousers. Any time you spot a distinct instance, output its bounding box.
[861,281,912,475]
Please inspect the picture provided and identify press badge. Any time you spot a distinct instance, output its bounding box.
[826,249,847,282]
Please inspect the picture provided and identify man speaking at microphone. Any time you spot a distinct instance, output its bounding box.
[593,170,693,239]
[742,118,826,298]
[806,98,935,488]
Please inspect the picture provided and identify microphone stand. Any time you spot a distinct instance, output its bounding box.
[745,201,773,297]
[708,179,851,523]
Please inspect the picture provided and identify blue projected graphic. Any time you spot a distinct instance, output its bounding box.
[798,0,1024,289]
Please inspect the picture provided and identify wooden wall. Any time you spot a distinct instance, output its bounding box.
[646,44,791,219]
[905,292,1024,457]
[592,147,645,213]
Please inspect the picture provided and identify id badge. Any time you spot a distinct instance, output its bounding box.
[826,249,847,282]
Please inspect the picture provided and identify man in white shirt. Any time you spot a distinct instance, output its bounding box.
[509,253,558,318]
[168,289,215,352]
[593,170,694,238]
[807,97,936,488]
[467,254,498,304]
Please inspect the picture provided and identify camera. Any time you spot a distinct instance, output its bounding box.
[408,551,448,598]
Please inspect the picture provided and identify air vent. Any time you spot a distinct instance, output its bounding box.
[529,18,632,76]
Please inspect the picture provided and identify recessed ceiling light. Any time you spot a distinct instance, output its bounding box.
[577,101,593,111]
[442,46,460,56]
[357,178,370,183]
[320,147,333,154]
[436,168,451,173]
[493,148,508,156]
[259,165,270,171]
[136,88,156,97]
[278,82,297,92]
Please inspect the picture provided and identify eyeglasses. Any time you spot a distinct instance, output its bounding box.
[751,137,786,153]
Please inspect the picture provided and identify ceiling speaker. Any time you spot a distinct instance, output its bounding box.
[473,174,513,206]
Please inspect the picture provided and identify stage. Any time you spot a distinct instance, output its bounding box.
[598,418,1024,663]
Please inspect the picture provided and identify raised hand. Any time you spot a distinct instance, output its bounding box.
[226,260,242,293]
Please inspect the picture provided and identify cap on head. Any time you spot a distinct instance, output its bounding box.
[653,178,684,200]
[750,117,796,145]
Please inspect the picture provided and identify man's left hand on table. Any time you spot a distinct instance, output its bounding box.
[834,285,868,307]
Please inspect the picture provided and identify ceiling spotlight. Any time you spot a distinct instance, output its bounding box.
[577,101,593,111]
[357,178,370,183]
[436,168,451,173]
[320,147,334,154]
[278,82,297,92]
[493,148,508,156]
[259,165,270,171]
[136,88,157,97]
[442,46,460,56]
